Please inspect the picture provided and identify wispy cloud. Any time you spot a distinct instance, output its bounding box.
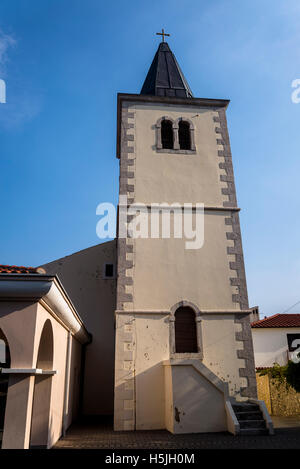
[0,28,16,76]
[0,27,43,129]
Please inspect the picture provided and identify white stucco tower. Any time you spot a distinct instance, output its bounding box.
[114,41,257,433]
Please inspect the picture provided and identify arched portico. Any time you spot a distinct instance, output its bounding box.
[0,273,90,449]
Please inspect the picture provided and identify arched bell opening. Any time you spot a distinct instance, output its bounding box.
[161,119,174,149]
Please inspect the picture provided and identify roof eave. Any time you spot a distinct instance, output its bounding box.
[0,273,91,344]
[252,325,300,329]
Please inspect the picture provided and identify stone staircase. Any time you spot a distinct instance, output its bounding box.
[232,402,269,435]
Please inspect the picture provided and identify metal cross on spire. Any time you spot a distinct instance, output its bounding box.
[156,28,170,42]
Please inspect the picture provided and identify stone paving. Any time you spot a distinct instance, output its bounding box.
[54,416,300,449]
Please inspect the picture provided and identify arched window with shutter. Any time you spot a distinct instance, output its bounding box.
[178,120,191,150]
[161,119,174,149]
[175,306,198,353]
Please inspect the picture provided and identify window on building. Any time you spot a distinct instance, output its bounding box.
[104,263,114,278]
[175,306,198,353]
[161,120,174,149]
[178,121,191,150]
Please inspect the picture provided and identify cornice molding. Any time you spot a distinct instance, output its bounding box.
[0,274,90,344]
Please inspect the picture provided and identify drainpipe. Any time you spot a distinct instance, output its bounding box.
[62,331,72,437]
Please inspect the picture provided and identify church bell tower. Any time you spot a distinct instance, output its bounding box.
[114,36,257,433]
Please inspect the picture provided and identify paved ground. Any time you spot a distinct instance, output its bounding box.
[54,416,300,449]
[272,415,300,429]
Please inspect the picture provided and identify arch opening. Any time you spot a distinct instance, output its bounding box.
[178,121,191,150]
[36,319,53,371]
[30,320,54,448]
[161,120,174,149]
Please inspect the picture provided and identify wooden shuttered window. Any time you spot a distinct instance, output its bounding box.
[175,307,198,353]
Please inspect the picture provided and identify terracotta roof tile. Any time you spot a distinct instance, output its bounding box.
[0,264,43,274]
[251,313,300,328]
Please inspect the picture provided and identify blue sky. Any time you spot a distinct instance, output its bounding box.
[0,0,300,316]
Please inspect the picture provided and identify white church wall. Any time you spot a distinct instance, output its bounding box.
[114,313,136,431]
[164,361,227,434]
[134,103,226,206]
[114,310,248,433]
[126,101,239,312]
[132,313,247,429]
[41,240,117,416]
[114,95,257,431]
[134,313,170,430]
[132,217,237,312]
[201,314,248,399]
[164,363,174,433]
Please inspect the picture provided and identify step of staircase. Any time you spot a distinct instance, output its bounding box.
[239,419,266,429]
[235,411,262,420]
[232,402,269,435]
[239,428,269,436]
[232,403,259,413]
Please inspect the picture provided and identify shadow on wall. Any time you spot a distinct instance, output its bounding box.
[40,240,117,417]
[115,359,228,434]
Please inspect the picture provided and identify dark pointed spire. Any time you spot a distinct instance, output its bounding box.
[140,42,193,98]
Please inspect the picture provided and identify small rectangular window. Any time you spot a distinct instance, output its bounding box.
[103,263,114,279]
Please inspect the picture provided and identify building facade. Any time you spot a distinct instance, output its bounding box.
[252,314,300,367]
[0,40,267,447]
[0,268,90,449]
[114,41,257,433]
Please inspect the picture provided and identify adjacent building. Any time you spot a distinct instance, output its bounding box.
[252,314,300,368]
